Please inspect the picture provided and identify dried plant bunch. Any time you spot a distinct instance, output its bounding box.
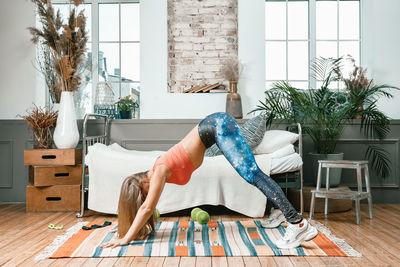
[28,0,88,92]
[18,105,58,149]
[221,58,243,82]
[335,56,373,93]
[18,105,58,131]
[36,43,61,103]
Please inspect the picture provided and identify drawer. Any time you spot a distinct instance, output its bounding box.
[26,185,80,212]
[29,165,82,186]
[24,149,82,166]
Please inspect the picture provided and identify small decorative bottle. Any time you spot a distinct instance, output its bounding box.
[225,80,243,119]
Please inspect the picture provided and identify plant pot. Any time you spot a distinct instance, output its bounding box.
[33,128,53,149]
[226,81,243,119]
[53,91,79,149]
[119,110,132,119]
[309,152,344,187]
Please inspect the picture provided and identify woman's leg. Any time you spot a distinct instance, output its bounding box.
[198,112,301,223]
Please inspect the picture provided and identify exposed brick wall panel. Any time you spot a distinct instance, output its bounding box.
[168,0,238,93]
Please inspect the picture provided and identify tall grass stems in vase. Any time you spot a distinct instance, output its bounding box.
[28,0,88,93]
[222,58,244,119]
[28,0,88,149]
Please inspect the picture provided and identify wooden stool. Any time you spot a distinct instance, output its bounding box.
[309,160,373,225]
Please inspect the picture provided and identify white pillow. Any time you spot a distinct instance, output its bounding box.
[253,130,299,154]
[269,144,295,159]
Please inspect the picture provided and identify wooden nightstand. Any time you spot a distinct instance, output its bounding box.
[24,149,82,212]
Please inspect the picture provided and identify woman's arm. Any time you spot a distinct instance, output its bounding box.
[100,166,167,248]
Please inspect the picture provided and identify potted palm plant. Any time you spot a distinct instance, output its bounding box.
[254,57,398,186]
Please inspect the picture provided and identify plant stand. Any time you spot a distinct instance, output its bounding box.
[24,148,82,212]
[309,160,373,225]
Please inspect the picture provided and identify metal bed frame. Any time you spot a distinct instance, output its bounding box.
[271,123,304,214]
[76,113,110,218]
[76,116,303,217]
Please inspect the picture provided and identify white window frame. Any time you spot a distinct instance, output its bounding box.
[52,0,140,107]
[265,0,361,89]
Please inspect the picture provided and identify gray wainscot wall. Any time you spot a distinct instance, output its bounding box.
[1,119,399,204]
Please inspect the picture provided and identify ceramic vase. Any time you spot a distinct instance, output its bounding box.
[53,91,79,149]
[226,81,243,119]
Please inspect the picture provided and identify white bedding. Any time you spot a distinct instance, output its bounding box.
[271,153,302,174]
[86,143,302,217]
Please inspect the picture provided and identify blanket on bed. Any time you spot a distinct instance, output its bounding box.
[86,143,270,217]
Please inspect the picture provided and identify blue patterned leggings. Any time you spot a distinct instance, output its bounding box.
[198,112,301,223]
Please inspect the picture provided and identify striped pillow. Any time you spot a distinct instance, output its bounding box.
[205,114,266,157]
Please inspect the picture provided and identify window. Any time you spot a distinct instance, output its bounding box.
[316,0,360,89]
[52,0,140,118]
[265,0,309,90]
[265,0,360,90]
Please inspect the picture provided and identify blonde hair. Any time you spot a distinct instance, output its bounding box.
[117,171,156,239]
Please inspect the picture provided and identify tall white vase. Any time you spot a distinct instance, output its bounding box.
[53,91,80,149]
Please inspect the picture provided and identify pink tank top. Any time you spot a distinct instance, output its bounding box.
[152,142,195,185]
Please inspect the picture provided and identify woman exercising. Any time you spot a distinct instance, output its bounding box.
[100,112,317,249]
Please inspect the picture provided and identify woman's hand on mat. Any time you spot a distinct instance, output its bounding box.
[100,238,129,248]
[109,228,117,233]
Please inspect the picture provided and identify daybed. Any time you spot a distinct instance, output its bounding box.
[76,114,303,218]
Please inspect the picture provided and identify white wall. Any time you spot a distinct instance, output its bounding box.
[237,0,265,119]
[0,0,42,119]
[361,0,400,119]
[1,0,399,119]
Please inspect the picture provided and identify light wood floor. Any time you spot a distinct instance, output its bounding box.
[1,204,399,267]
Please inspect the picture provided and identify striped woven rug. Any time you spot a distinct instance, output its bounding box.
[37,220,361,259]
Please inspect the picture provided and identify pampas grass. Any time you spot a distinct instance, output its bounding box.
[28,0,88,93]
[335,56,373,93]
[221,58,243,82]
